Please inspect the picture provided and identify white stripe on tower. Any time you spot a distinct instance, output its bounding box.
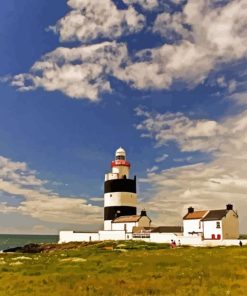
[104,192,137,207]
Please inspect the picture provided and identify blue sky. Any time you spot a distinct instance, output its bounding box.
[0,0,247,234]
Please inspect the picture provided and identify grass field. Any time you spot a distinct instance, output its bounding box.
[0,241,246,296]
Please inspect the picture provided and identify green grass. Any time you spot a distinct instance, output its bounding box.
[0,241,246,296]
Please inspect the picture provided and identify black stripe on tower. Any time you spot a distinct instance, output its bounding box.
[104,206,137,220]
[104,178,136,194]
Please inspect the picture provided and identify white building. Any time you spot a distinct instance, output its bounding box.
[183,204,239,240]
[183,207,208,237]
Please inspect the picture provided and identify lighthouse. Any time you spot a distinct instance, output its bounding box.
[104,147,137,230]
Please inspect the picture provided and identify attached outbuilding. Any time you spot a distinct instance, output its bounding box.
[111,210,151,233]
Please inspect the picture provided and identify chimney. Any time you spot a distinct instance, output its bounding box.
[188,207,194,213]
[226,204,233,211]
[141,209,147,216]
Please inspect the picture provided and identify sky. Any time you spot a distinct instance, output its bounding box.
[0,0,247,234]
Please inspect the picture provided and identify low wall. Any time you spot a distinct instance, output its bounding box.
[200,239,247,247]
[59,230,129,243]
[150,233,178,244]
[59,231,99,243]
[98,230,126,241]
[149,234,203,245]
[168,237,247,247]
[59,230,247,247]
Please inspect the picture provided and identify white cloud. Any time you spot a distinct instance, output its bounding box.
[155,154,168,163]
[153,11,190,40]
[121,0,247,91]
[90,197,104,202]
[229,92,247,105]
[12,42,128,101]
[136,108,225,152]
[216,76,237,94]
[123,0,184,10]
[0,156,46,187]
[52,0,145,43]
[136,105,247,232]
[123,0,159,10]
[174,156,193,163]
[0,156,102,226]
[147,166,159,173]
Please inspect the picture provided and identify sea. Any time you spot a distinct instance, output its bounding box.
[0,234,59,251]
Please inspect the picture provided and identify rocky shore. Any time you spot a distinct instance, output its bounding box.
[3,240,170,253]
[3,241,96,253]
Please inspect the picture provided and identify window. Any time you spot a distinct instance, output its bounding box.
[199,221,201,229]
[116,155,125,160]
[216,222,221,228]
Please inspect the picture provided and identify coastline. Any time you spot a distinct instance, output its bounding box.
[0,234,58,252]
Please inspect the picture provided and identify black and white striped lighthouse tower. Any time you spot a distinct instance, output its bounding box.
[104,147,137,230]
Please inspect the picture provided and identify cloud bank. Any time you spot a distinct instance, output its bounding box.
[136,105,247,232]
[0,156,102,226]
[8,0,247,101]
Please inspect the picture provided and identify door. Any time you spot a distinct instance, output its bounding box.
[212,234,215,240]
[217,234,221,240]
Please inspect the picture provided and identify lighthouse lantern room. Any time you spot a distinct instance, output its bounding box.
[104,148,137,230]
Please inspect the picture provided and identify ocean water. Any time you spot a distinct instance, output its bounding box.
[0,234,59,251]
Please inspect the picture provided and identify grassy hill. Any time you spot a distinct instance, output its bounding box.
[0,241,246,295]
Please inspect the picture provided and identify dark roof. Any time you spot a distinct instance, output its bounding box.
[183,210,208,220]
[201,210,228,221]
[151,226,183,233]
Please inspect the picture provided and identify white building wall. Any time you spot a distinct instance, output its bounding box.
[104,220,112,231]
[202,220,223,240]
[59,231,99,243]
[150,233,177,243]
[98,230,126,240]
[183,219,202,236]
[111,222,136,232]
[149,234,203,245]
[178,236,203,246]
